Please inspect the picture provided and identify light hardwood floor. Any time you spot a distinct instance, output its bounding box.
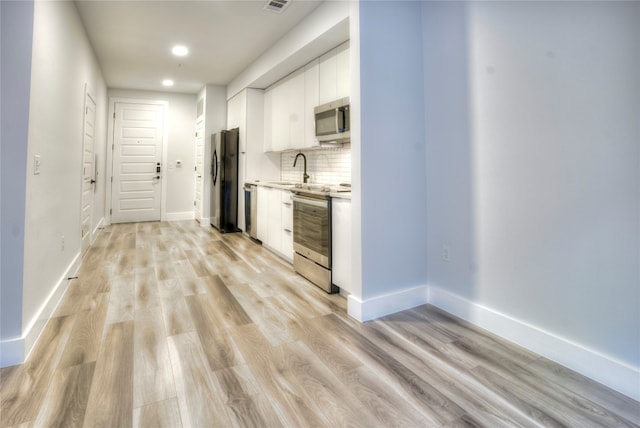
[1,221,638,427]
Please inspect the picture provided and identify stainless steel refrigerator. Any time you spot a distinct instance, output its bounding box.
[210,128,240,233]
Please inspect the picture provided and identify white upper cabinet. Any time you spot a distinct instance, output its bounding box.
[264,42,349,152]
[289,69,305,148]
[303,59,320,149]
[335,42,350,101]
[319,41,350,104]
[264,67,306,152]
[263,89,273,152]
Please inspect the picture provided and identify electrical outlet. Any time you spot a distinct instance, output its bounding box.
[61,235,65,251]
[34,155,41,175]
[442,245,451,262]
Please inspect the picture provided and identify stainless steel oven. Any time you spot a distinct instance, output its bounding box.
[292,192,338,293]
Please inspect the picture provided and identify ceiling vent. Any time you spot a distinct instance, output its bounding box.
[264,0,291,14]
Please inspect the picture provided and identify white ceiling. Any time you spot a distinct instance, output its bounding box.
[75,0,324,94]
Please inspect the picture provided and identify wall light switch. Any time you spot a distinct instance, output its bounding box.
[34,155,41,175]
[442,245,451,262]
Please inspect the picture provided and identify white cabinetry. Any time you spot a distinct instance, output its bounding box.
[332,197,352,293]
[266,187,282,253]
[319,41,350,104]
[264,66,313,152]
[263,89,273,152]
[303,59,320,149]
[281,190,294,258]
[257,185,268,243]
[263,41,350,153]
[256,185,294,262]
[264,55,335,152]
[227,89,280,232]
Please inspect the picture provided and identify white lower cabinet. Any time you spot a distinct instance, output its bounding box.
[256,186,293,262]
[281,191,294,260]
[257,186,269,243]
[332,197,352,293]
[266,187,282,253]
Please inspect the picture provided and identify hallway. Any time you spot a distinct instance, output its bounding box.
[1,221,638,427]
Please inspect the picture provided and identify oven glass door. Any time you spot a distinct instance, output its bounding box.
[292,195,330,267]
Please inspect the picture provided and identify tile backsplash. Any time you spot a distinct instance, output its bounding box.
[280,144,351,185]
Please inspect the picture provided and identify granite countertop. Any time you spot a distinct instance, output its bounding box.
[250,180,351,200]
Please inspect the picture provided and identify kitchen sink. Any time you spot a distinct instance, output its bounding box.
[295,183,328,191]
[259,181,297,186]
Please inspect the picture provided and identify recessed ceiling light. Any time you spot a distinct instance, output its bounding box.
[171,45,189,56]
[162,79,174,87]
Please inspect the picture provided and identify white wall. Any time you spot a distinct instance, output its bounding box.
[0,0,34,365]
[203,85,227,144]
[423,1,640,400]
[348,1,428,321]
[0,0,109,366]
[108,89,197,220]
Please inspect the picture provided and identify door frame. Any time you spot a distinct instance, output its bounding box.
[194,117,205,223]
[80,83,96,252]
[105,97,169,226]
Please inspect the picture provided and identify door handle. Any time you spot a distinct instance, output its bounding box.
[212,151,218,185]
[90,179,96,184]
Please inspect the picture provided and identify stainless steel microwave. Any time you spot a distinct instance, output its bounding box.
[314,97,350,143]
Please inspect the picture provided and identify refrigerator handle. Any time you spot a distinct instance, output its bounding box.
[212,150,218,186]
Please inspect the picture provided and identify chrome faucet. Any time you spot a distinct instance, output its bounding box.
[293,152,309,183]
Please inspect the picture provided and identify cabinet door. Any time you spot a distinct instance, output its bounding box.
[335,41,350,100]
[266,187,282,252]
[303,59,320,149]
[332,198,352,293]
[288,68,305,148]
[257,186,268,242]
[319,42,350,104]
[271,81,289,152]
[319,48,338,104]
[263,89,273,152]
[281,190,294,261]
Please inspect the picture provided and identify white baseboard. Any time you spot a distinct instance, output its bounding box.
[91,217,104,244]
[428,286,640,402]
[347,285,428,322]
[0,252,81,367]
[197,217,210,227]
[163,211,195,221]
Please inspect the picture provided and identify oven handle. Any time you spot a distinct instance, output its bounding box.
[292,195,329,208]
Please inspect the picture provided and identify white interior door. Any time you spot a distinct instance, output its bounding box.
[111,102,164,223]
[194,119,204,222]
[81,90,96,255]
